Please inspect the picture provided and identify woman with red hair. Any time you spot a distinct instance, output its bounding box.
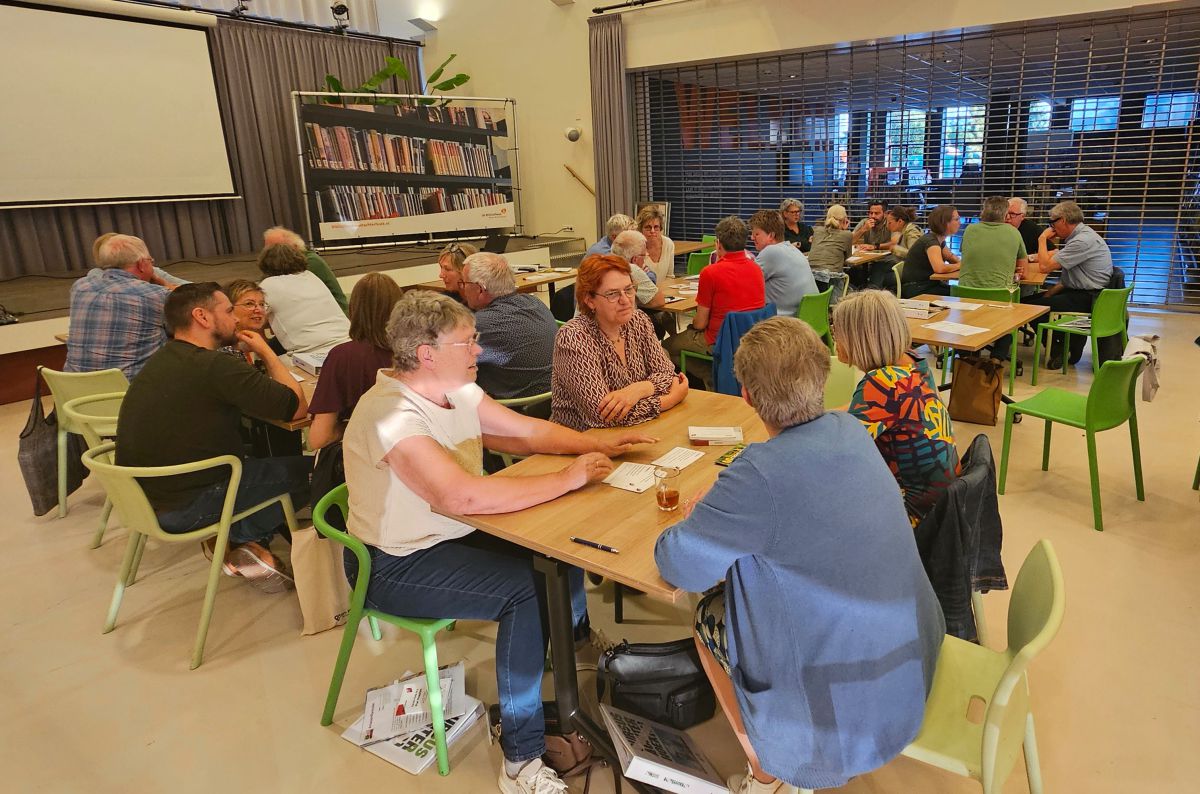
[551,254,688,430]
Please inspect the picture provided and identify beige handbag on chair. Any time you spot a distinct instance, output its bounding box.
[291,524,350,636]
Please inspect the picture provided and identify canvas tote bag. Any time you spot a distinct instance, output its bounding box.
[18,375,88,516]
[292,524,350,636]
[947,355,1004,426]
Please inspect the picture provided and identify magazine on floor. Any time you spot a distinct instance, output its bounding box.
[346,694,486,775]
[342,661,467,747]
[600,704,726,794]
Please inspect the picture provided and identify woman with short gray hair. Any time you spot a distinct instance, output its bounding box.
[779,198,813,252]
[341,289,654,794]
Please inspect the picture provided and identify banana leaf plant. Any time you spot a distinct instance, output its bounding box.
[322,53,470,107]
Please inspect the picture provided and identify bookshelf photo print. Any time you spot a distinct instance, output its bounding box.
[292,93,519,245]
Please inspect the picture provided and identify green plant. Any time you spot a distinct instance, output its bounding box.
[322,53,470,107]
[418,53,470,106]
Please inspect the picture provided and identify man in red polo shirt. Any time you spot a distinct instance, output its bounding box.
[664,216,765,385]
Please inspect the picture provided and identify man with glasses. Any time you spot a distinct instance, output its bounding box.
[664,216,765,385]
[459,252,556,407]
[1005,197,1054,264]
[1026,200,1116,368]
[66,234,187,378]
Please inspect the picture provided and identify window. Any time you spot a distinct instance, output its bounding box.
[941,105,985,178]
[1142,92,1198,128]
[1028,100,1052,133]
[1070,97,1120,132]
[790,112,850,183]
[885,109,926,170]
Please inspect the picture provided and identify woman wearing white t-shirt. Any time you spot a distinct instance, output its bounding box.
[257,244,350,354]
[637,205,676,284]
[342,290,652,794]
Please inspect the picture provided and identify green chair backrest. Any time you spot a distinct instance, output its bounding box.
[686,252,711,276]
[700,234,716,250]
[983,539,1065,792]
[824,356,861,409]
[891,261,904,297]
[81,442,243,542]
[61,392,126,449]
[1085,355,1143,432]
[796,287,833,334]
[39,367,129,434]
[1089,285,1133,337]
[313,484,374,613]
[951,285,1015,303]
[497,391,552,410]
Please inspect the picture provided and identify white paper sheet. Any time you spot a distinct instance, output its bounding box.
[934,300,983,312]
[688,426,744,445]
[922,320,989,336]
[651,447,705,470]
[603,462,657,493]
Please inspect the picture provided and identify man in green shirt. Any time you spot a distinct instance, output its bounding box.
[263,226,349,314]
[959,196,1029,289]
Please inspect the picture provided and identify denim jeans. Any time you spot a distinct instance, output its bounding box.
[155,456,311,545]
[346,533,591,763]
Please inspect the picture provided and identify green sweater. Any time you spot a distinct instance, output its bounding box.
[959,222,1027,289]
[305,250,348,314]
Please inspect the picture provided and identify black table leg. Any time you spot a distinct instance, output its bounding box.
[533,555,650,794]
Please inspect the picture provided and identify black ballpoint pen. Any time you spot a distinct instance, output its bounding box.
[570,536,620,554]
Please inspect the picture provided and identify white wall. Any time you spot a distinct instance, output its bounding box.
[376,0,1189,241]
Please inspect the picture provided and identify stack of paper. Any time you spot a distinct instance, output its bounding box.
[688,426,744,446]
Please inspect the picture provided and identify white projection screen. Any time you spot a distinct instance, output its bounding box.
[0,1,236,207]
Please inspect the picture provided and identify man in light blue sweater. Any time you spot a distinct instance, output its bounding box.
[749,209,817,317]
[655,317,944,794]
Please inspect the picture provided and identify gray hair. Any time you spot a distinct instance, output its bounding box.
[462,252,516,297]
[611,230,648,261]
[779,198,804,214]
[1049,200,1084,225]
[733,317,829,430]
[980,196,1009,223]
[386,290,475,372]
[605,213,635,238]
[832,289,911,372]
[262,226,306,250]
[1007,197,1029,215]
[96,234,150,270]
[823,204,848,230]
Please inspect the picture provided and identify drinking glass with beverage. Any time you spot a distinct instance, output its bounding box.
[654,467,681,511]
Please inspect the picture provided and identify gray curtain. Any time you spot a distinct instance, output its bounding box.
[589,14,635,239]
[0,19,420,278]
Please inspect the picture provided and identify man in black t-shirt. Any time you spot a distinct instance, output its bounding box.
[1007,197,1055,263]
[117,283,311,589]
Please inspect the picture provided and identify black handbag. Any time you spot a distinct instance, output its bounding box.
[18,375,89,516]
[596,639,716,730]
[310,441,346,530]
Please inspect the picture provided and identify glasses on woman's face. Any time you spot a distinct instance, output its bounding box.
[595,285,637,303]
[236,300,268,311]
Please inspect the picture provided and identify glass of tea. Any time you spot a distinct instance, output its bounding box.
[654,467,681,512]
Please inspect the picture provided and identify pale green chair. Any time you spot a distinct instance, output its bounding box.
[891,261,904,297]
[998,356,1144,532]
[61,391,125,548]
[313,484,457,776]
[38,366,129,517]
[901,539,1065,794]
[492,391,552,467]
[686,251,711,276]
[796,287,834,351]
[951,285,1021,396]
[824,357,861,409]
[81,442,300,669]
[1031,285,1132,385]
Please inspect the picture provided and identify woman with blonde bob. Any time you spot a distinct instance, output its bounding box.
[806,204,854,295]
[833,290,958,524]
[655,316,943,794]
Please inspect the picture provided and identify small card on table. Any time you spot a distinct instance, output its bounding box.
[603,462,657,493]
[688,426,744,446]
[651,447,705,469]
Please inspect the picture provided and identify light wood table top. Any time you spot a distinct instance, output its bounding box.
[658,276,700,314]
[931,269,1049,286]
[673,240,711,257]
[845,250,891,266]
[442,390,767,603]
[907,294,1049,351]
[415,268,577,294]
[266,365,317,431]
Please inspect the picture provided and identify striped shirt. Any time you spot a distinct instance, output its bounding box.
[65,268,169,378]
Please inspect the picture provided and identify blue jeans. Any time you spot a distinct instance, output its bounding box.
[156,456,311,545]
[346,533,590,762]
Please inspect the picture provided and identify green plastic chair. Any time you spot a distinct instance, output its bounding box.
[1031,285,1132,385]
[492,391,553,467]
[81,442,300,669]
[891,261,904,298]
[38,366,129,517]
[998,356,1144,531]
[700,234,716,253]
[824,356,861,409]
[313,484,457,776]
[796,287,834,351]
[686,251,711,276]
[61,392,125,548]
[951,285,1021,396]
[901,539,1065,794]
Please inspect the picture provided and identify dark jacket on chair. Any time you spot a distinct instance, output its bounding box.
[913,433,1008,642]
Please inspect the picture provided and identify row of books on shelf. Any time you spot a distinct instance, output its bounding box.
[317,185,509,223]
[305,123,497,178]
[401,104,505,133]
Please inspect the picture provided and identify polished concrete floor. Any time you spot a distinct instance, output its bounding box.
[1,310,1197,793]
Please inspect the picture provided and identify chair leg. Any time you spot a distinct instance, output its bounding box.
[1007,331,1018,396]
[1085,430,1104,532]
[971,590,989,647]
[1129,411,1145,502]
[190,532,231,670]
[1031,325,1043,386]
[368,615,383,641]
[103,532,142,633]
[91,498,114,549]
[1041,420,1053,471]
[420,628,451,776]
[1193,453,1199,491]
[998,407,1016,495]
[126,533,148,586]
[614,582,624,624]
[1024,712,1045,794]
[321,609,366,725]
[56,428,69,518]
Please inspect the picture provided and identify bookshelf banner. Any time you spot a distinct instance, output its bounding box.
[318,201,516,240]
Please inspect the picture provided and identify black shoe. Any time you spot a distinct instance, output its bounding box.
[1015,360,1024,377]
[1068,351,1084,366]
[1046,354,1063,370]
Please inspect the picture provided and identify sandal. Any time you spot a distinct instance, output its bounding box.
[229,545,294,593]
[201,538,241,577]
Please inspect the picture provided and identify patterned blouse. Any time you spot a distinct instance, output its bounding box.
[550,310,678,431]
[848,355,959,524]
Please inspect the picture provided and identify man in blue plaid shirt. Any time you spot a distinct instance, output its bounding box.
[65,235,180,378]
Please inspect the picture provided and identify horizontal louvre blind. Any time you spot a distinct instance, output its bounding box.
[631,7,1200,308]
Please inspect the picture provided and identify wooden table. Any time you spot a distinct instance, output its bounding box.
[907,294,1049,352]
[441,391,765,775]
[931,269,1049,286]
[845,250,891,267]
[673,240,711,257]
[658,275,700,314]
[415,268,577,295]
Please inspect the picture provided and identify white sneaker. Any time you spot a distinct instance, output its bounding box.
[497,758,569,794]
[727,764,797,793]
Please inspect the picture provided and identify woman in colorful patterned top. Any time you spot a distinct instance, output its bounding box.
[833,290,959,524]
[551,255,689,431]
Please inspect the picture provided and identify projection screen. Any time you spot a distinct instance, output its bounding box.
[0,1,236,207]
